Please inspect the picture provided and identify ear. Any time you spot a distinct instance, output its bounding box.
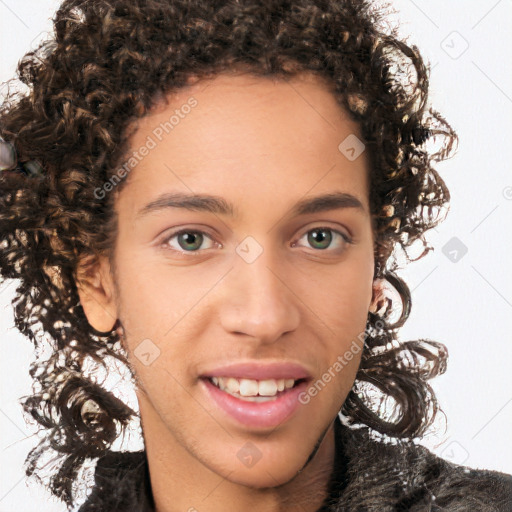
[369,278,387,315]
[75,254,118,333]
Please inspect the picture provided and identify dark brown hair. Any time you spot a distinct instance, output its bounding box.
[0,0,456,508]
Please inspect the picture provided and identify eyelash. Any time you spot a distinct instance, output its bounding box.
[160,226,354,256]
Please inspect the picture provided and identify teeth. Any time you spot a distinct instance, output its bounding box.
[239,378,259,396]
[258,379,277,396]
[210,377,298,398]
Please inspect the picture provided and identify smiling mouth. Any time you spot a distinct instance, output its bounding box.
[204,376,308,402]
[200,376,311,429]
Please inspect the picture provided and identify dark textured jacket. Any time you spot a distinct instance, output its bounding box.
[78,416,512,511]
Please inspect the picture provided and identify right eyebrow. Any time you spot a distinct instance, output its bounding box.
[136,192,239,219]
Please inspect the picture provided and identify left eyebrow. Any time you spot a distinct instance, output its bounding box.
[291,192,366,216]
[135,191,366,220]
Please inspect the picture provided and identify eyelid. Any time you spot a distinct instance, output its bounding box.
[297,222,352,238]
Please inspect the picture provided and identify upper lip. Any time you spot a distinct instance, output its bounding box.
[200,361,313,381]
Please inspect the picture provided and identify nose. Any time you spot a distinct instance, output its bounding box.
[218,242,301,344]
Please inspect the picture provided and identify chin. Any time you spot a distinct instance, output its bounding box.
[222,462,300,489]
[206,441,309,488]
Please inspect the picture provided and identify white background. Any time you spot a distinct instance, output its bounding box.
[1,1,511,510]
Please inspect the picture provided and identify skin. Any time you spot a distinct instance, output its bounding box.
[77,70,378,512]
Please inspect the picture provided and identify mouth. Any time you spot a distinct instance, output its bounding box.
[204,376,310,402]
[199,376,311,429]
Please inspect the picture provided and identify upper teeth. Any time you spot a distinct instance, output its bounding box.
[211,377,296,397]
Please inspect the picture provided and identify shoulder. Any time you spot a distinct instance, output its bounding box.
[78,425,512,512]
[337,423,512,511]
[78,450,153,512]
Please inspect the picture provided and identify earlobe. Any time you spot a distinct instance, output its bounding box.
[75,254,118,334]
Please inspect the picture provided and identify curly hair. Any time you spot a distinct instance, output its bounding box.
[0,0,457,508]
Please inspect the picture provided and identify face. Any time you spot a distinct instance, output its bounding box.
[80,71,375,488]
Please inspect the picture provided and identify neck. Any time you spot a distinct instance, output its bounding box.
[138,394,337,512]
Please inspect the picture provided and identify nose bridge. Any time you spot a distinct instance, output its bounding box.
[219,238,300,341]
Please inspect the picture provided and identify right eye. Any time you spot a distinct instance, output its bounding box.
[160,229,219,254]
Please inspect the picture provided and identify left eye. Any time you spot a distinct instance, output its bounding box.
[293,227,353,252]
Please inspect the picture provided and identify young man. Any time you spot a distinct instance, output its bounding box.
[0,1,510,510]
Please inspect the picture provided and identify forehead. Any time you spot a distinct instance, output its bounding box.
[115,71,370,218]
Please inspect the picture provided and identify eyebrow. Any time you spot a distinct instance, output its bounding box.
[135,191,366,220]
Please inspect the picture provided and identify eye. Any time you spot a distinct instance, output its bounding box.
[292,227,353,252]
[159,226,353,256]
[161,229,217,254]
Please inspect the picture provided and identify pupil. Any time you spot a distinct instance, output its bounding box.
[309,229,331,249]
[179,232,202,251]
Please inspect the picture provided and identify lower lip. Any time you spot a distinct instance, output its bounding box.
[200,378,309,429]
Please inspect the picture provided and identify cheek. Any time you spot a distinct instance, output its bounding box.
[319,258,373,334]
[113,255,205,340]
[314,255,372,389]
[114,263,212,386]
